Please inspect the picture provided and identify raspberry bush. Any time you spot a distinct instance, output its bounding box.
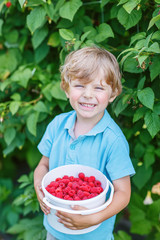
[0,1,160,240]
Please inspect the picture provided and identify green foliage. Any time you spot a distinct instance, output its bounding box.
[0,0,160,239]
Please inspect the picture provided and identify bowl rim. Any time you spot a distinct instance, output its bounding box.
[42,164,109,205]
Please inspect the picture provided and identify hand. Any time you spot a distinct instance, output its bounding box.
[56,205,98,230]
[35,185,50,215]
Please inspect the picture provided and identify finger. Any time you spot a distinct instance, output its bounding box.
[40,203,50,215]
[56,212,72,223]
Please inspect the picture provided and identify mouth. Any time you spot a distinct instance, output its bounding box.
[79,103,96,108]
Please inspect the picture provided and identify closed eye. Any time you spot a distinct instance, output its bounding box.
[95,87,104,90]
[74,85,84,88]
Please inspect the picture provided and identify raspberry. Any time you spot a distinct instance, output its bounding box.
[88,176,95,182]
[90,187,97,193]
[63,175,69,179]
[68,182,72,188]
[89,182,94,187]
[69,176,74,182]
[56,192,63,198]
[78,172,85,180]
[72,182,79,191]
[62,179,70,185]
[74,196,81,201]
[59,182,65,188]
[56,177,62,182]
[68,189,75,197]
[6,1,12,8]
[94,180,101,187]
[55,187,62,193]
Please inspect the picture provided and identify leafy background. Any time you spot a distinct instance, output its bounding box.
[0,0,160,239]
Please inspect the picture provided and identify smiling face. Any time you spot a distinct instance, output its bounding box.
[65,77,116,124]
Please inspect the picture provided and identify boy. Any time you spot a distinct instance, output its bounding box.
[34,46,135,240]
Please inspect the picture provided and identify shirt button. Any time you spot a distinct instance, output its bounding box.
[70,145,75,150]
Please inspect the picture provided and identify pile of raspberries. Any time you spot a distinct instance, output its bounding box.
[45,172,103,200]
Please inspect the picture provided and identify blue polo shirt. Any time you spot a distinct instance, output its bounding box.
[38,110,135,240]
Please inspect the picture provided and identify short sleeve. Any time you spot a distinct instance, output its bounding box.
[37,118,57,157]
[106,136,135,180]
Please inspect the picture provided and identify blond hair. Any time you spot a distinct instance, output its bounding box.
[60,46,122,98]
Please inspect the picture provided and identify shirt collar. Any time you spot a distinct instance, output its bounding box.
[64,110,111,136]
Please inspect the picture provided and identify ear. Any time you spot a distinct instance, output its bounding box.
[65,90,69,98]
[109,95,116,103]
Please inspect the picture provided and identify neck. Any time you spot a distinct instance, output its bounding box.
[74,112,104,138]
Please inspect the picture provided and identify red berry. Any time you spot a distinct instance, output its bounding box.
[6,1,12,8]
[56,192,63,198]
[62,175,69,179]
[68,189,75,197]
[56,177,62,182]
[78,172,85,180]
[88,176,95,182]
[94,180,101,187]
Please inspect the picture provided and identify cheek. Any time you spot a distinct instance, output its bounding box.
[97,94,110,104]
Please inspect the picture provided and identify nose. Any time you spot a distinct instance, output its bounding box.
[83,86,93,98]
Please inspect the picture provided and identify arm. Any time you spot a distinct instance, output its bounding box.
[34,155,50,215]
[56,176,131,230]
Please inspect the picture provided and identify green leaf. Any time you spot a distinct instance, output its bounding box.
[144,152,155,169]
[18,0,26,8]
[123,0,141,14]
[134,142,145,158]
[123,56,143,73]
[27,7,46,34]
[32,26,48,49]
[114,230,132,240]
[101,0,110,8]
[4,128,16,145]
[81,31,91,42]
[130,218,152,235]
[59,29,74,40]
[18,175,29,183]
[33,101,48,113]
[83,26,97,40]
[148,14,160,30]
[26,112,39,136]
[95,23,114,43]
[51,81,67,100]
[0,49,21,77]
[11,67,33,88]
[113,98,128,117]
[0,19,3,36]
[118,7,142,30]
[147,42,160,53]
[152,30,160,40]
[59,0,83,22]
[137,55,148,66]
[149,56,160,81]
[35,41,50,63]
[144,111,160,138]
[10,93,21,101]
[137,76,146,90]
[130,32,146,46]
[132,165,152,190]
[153,102,160,114]
[48,32,60,47]
[9,101,21,115]
[133,107,146,123]
[137,87,154,110]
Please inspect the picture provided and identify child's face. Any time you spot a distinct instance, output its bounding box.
[65,77,116,123]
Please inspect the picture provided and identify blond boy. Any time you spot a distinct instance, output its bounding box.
[34,46,135,240]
